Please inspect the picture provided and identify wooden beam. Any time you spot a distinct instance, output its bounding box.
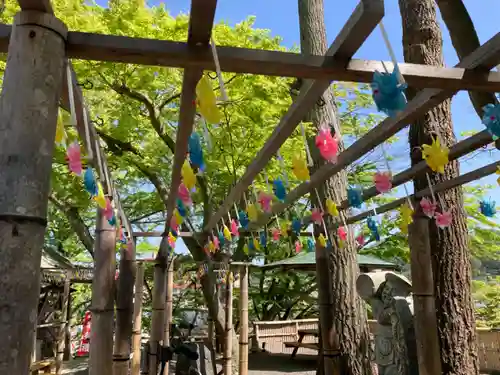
[248,32,500,231]
[17,0,53,13]
[204,0,385,233]
[164,0,217,233]
[0,23,498,91]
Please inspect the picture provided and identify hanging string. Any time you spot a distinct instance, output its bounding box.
[81,106,94,160]
[380,143,393,174]
[300,123,314,166]
[425,173,437,204]
[66,62,78,132]
[379,20,405,85]
[200,116,212,151]
[264,170,272,193]
[401,182,414,210]
[314,189,331,242]
[325,98,342,140]
[210,36,228,102]
[94,138,105,181]
[276,150,289,187]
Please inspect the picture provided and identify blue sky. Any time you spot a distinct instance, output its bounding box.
[95,0,500,254]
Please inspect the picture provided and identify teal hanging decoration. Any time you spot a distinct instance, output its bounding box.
[248,239,255,251]
[218,231,225,247]
[176,199,187,217]
[347,187,363,208]
[108,215,116,226]
[291,218,302,235]
[83,167,98,196]
[260,232,267,248]
[273,178,287,202]
[239,210,249,229]
[367,217,380,241]
[481,103,500,140]
[479,199,496,217]
[188,132,205,171]
[306,238,315,252]
[371,66,407,117]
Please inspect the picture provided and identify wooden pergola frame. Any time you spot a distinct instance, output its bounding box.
[1,1,499,375]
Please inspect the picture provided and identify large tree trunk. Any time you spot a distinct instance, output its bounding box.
[398,1,479,374]
[297,1,373,374]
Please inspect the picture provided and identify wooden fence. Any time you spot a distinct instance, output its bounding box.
[253,319,500,371]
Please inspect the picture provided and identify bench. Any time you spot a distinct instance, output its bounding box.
[30,358,56,374]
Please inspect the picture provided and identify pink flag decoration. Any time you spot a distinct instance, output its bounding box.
[168,233,176,247]
[231,219,239,236]
[311,208,324,224]
[356,234,365,246]
[104,198,113,220]
[315,128,338,163]
[258,191,273,213]
[435,210,452,229]
[420,197,437,218]
[170,215,179,232]
[373,171,392,193]
[213,235,220,250]
[178,183,192,206]
[337,226,347,241]
[295,240,302,253]
[272,228,281,241]
[67,142,83,175]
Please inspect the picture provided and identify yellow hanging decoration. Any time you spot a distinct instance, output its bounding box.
[292,154,310,181]
[94,182,107,209]
[174,208,184,226]
[318,233,327,248]
[253,237,261,251]
[399,202,414,234]
[247,203,258,222]
[280,221,289,238]
[55,113,66,146]
[422,137,449,174]
[223,225,232,241]
[243,244,249,254]
[496,166,500,186]
[196,75,222,124]
[168,232,177,246]
[208,240,216,253]
[181,160,197,191]
[326,198,339,217]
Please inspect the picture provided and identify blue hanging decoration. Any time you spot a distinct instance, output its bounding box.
[479,199,496,217]
[83,167,98,196]
[260,232,267,248]
[326,240,332,249]
[108,215,116,226]
[218,231,225,247]
[371,66,407,117]
[176,199,187,217]
[481,103,500,140]
[291,218,302,235]
[248,239,255,251]
[306,238,315,252]
[273,178,287,202]
[367,217,380,241]
[188,132,205,171]
[347,187,363,208]
[171,229,178,237]
[238,210,249,229]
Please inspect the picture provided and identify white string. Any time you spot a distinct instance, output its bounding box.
[200,117,212,151]
[264,170,271,193]
[233,203,239,218]
[210,36,228,102]
[325,102,342,140]
[401,182,414,210]
[94,138,105,181]
[300,123,314,166]
[81,104,94,160]
[425,173,437,203]
[276,150,289,187]
[66,62,78,131]
[314,189,325,212]
[380,143,393,174]
[379,21,405,85]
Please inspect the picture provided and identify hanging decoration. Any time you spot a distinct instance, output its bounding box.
[83,168,98,196]
[168,232,177,248]
[317,233,327,248]
[306,238,315,252]
[280,221,289,238]
[178,183,192,206]
[435,210,453,229]
[246,203,258,222]
[292,154,310,181]
[176,199,187,218]
[273,178,287,202]
[260,232,267,248]
[258,191,273,213]
[481,103,500,140]
[291,218,302,235]
[337,226,347,242]
[94,182,107,209]
[238,210,249,229]
[181,160,197,192]
[315,125,338,163]
[196,75,221,124]
[218,231,225,247]
[479,199,496,217]
[213,234,220,250]
[230,219,239,236]
[373,171,392,193]
[272,227,281,241]
[55,113,66,146]
[223,223,232,241]
[311,208,324,224]
[398,202,413,234]
[326,198,339,217]
[422,137,449,174]
[367,216,380,241]
[253,237,261,251]
[295,240,302,253]
[188,132,205,171]
[496,166,500,186]
[347,187,363,208]
[420,197,437,218]
[356,234,365,246]
[67,142,83,176]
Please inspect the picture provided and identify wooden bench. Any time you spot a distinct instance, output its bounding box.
[285,328,340,359]
[30,358,56,374]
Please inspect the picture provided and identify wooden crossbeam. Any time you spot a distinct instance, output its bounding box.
[17,0,53,13]
[0,24,499,91]
[163,0,218,232]
[348,160,500,225]
[247,32,500,231]
[204,0,385,233]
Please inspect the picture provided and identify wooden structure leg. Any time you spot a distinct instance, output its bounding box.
[0,10,67,375]
[64,288,72,361]
[148,261,167,375]
[408,214,442,375]
[131,262,145,375]
[89,209,117,375]
[56,277,70,374]
[162,256,175,375]
[238,265,249,375]
[223,270,233,375]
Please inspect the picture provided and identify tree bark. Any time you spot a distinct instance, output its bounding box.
[131,262,145,375]
[398,1,479,374]
[0,10,67,375]
[238,265,249,375]
[297,1,372,374]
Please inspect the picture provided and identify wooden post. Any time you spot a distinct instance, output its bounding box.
[56,277,70,374]
[64,289,72,360]
[114,242,137,375]
[162,256,175,375]
[0,10,67,375]
[131,262,145,375]
[238,265,249,375]
[148,259,167,374]
[408,214,442,375]
[89,208,117,375]
[223,270,233,375]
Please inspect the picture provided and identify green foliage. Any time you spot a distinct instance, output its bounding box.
[472,277,500,328]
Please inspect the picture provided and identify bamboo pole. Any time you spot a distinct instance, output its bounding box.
[162,256,175,375]
[148,260,167,374]
[238,265,249,375]
[131,262,145,375]
[223,270,233,375]
[64,289,72,360]
[89,208,117,375]
[408,213,442,375]
[114,242,137,375]
[56,277,71,374]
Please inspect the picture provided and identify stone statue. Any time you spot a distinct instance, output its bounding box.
[356,271,418,375]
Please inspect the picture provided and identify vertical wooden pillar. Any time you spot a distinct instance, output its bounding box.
[162,256,175,375]
[408,214,442,375]
[114,242,137,375]
[238,265,249,375]
[89,209,117,375]
[64,288,72,361]
[223,270,233,375]
[148,260,167,374]
[56,277,71,374]
[0,10,67,375]
[131,262,145,375]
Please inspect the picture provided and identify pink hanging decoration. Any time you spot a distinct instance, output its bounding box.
[213,235,220,249]
[170,215,179,232]
[104,198,113,220]
[337,226,347,241]
[295,240,302,253]
[178,183,192,206]
[435,210,453,228]
[67,142,83,175]
[311,208,324,224]
[373,171,392,193]
[272,228,281,241]
[315,128,338,163]
[231,219,239,236]
[258,191,273,213]
[168,234,176,247]
[356,234,365,246]
[420,198,437,218]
